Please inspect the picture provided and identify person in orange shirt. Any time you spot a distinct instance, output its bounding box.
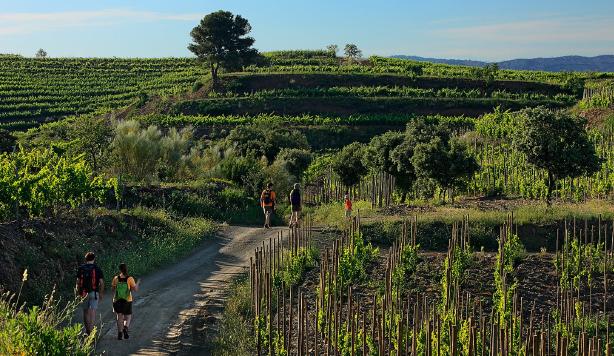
[111,263,140,340]
[260,182,276,229]
[344,193,352,219]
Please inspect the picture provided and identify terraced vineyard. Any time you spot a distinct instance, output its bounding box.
[0,56,205,130]
[1,51,599,131]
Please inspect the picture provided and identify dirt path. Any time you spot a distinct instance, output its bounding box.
[89,225,280,355]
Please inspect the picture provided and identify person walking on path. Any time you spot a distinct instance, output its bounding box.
[344,193,353,220]
[260,183,276,229]
[111,263,140,340]
[76,252,105,335]
[289,183,301,228]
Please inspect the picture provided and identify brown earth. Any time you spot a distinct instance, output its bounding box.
[89,225,280,356]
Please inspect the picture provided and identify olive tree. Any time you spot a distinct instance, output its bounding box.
[514,107,600,203]
[411,137,478,202]
[275,148,313,180]
[226,124,309,163]
[364,131,413,201]
[331,142,367,187]
[391,118,478,202]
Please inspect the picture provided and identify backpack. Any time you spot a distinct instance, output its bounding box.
[115,276,130,301]
[77,264,98,297]
[290,189,301,206]
[262,190,272,205]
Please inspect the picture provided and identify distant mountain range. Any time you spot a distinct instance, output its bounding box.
[391,55,614,72]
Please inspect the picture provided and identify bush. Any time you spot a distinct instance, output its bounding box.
[330,142,367,187]
[192,81,204,92]
[111,121,201,184]
[275,148,313,180]
[0,291,96,355]
[219,155,264,189]
[225,124,310,162]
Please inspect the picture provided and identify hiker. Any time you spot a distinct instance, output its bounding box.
[260,182,276,228]
[344,193,353,219]
[76,252,105,335]
[111,263,140,340]
[289,183,301,228]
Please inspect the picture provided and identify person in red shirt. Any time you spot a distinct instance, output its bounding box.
[344,193,352,219]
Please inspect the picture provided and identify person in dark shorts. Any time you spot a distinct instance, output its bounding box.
[111,263,140,340]
[260,183,276,228]
[76,252,105,335]
[289,183,301,228]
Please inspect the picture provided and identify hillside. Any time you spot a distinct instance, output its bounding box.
[0,57,204,131]
[3,53,608,132]
[392,54,614,72]
[4,50,614,356]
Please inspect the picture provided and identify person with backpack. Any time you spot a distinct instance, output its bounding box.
[76,252,105,335]
[260,182,276,229]
[111,263,140,340]
[289,183,301,228]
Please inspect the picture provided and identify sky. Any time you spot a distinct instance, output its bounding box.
[0,0,613,61]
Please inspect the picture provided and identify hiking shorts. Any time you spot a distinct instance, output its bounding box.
[291,205,301,213]
[82,291,99,310]
[263,206,274,215]
[113,299,133,315]
[345,210,352,218]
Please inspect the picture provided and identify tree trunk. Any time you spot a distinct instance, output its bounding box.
[210,62,219,90]
[546,171,555,205]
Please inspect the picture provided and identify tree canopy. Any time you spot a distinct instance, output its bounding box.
[331,142,367,187]
[35,48,47,59]
[275,148,313,180]
[188,11,259,85]
[513,106,600,202]
[226,124,309,163]
[344,44,362,62]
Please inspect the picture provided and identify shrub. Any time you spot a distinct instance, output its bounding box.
[275,148,313,180]
[226,124,309,163]
[0,291,96,355]
[330,142,367,187]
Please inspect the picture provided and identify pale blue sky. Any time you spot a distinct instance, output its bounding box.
[0,0,613,61]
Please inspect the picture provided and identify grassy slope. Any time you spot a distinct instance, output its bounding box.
[0,207,216,305]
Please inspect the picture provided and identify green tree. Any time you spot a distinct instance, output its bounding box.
[390,118,477,202]
[390,118,447,195]
[411,137,478,202]
[35,48,47,59]
[513,107,600,203]
[226,125,309,163]
[275,148,313,180]
[343,44,362,62]
[331,142,367,187]
[69,116,113,172]
[188,11,259,86]
[364,131,413,200]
